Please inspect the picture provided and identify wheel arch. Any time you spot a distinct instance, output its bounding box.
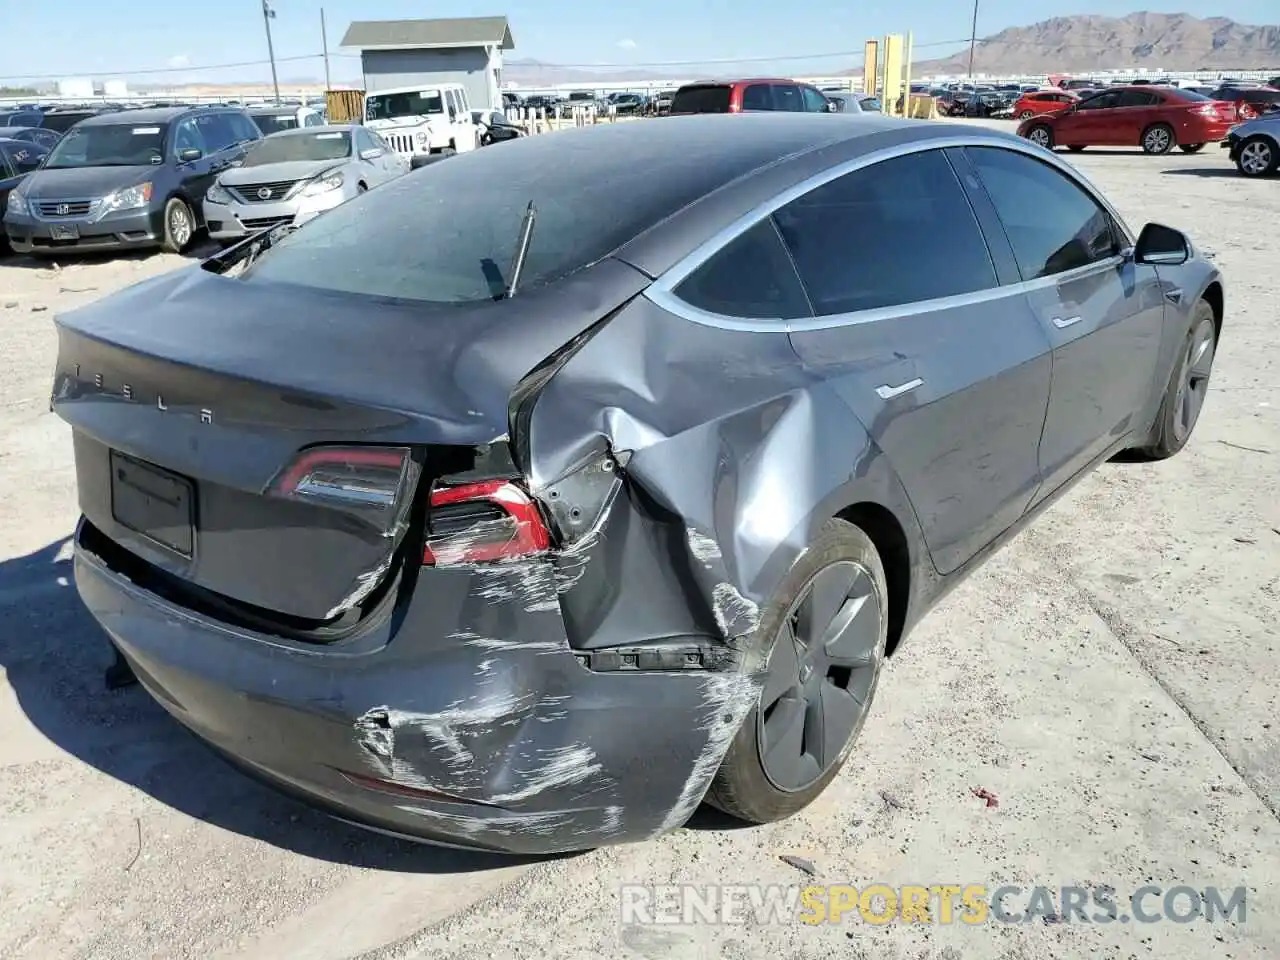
[1201,279,1224,341]
[834,500,912,656]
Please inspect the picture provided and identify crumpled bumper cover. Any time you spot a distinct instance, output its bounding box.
[74,544,760,855]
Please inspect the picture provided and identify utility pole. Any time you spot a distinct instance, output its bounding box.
[966,0,979,80]
[262,0,281,103]
[320,7,332,90]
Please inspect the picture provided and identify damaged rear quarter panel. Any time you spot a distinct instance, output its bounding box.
[524,290,928,654]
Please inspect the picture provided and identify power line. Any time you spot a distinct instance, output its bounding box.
[0,53,325,83]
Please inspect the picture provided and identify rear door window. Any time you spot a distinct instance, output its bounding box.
[771,84,805,112]
[671,85,731,113]
[673,219,811,320]
[965,146,1118,280]
[1116,90,1159,107]
[773,148,998,314]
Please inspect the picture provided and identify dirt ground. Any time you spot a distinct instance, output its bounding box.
[1,124,1277,960]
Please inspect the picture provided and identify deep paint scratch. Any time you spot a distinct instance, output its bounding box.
[323,552,394,620]
[711,581,761,640]
[489,743,603,804]
[686,527,722,568]
[659,673,760,833]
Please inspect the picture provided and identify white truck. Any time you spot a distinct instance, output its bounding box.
[363,84,479,165]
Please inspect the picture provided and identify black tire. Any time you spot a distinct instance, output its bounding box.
[1025,123,1054,150]
[706,518,889,824]
[1066,145,1086,152]
[1179,142,1205,154]
[1235,135,1278,177]
[161,197,195,254]
[1130,299,1217,460]
[1141,123,1176,155]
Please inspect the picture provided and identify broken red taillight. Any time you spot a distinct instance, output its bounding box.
[424,479,551,566]
[267,445,421,535]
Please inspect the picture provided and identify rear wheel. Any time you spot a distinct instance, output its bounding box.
[1025,124,1054,149]
[1131,299,1217,460]
[1179,142,1206,154]
[1141,123,1175,155]
[161,197,195,254]
[1236,136,1278,177]
[706,518,888,824]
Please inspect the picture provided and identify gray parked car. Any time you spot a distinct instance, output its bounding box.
[5,105,261,255]
[203,125,409,244]
[1224,113,1280,177]
[53,114,1222,854]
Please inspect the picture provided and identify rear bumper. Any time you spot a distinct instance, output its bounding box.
[73,530,756,854]
[5,208,161,254]
[1177,117,1234,144]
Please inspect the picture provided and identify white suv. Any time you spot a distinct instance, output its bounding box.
[363,84,478,162]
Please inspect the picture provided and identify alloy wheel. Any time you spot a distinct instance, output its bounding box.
[169,205,192,247]
[1240,140,1273,175]
[1028,126,1051,148]
[1171,317,1216,445]
[1144,127,1171,153]
[757,560,884,793]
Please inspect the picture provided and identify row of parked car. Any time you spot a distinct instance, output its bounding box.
[0,92,537,258]
[1008,80,1280,176]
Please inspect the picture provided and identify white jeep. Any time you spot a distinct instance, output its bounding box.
[364,84,479,163]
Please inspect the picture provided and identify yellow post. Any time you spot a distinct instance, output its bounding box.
[863,40,879,96]
[903,31,914,117]
[882,34,903,118]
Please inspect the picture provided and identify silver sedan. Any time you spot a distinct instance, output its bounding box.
[203,124,409,243]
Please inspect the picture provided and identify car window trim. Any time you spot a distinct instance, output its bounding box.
[645,134,1134,333]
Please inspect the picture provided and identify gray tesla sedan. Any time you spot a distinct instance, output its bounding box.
[51,114,1222,854]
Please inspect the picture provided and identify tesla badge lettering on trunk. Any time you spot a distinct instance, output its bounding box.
[77,370,210,423]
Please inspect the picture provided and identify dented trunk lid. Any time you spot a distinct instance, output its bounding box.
[53,259,650,624]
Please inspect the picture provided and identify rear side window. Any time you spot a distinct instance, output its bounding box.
[1116,90,1159,107]
[671,85,731,113]
[771,84,804,112]
[965,146,1117,280]
[741,85,773,110]
[674,219,810,320]
[772,149,998,315]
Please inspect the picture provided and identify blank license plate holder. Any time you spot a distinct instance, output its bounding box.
[109,451,195,558]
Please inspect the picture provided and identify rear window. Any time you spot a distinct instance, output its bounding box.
[671,85,731,114]
[1169,89,1211,102]
[243,123,799,304]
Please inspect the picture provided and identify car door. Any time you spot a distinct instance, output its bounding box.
[172,116,219,206]
[774,147,1053,574]
[1057,90,1120,145]
[961,145,1166,501]
[1112,89,1161,143]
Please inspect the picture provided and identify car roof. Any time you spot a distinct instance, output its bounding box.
[249,105,305,115]
[267,124,357,136]
[77,106,222,126]
[679,78,798,87]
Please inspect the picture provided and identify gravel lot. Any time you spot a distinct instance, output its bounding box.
[1,124,1277,960]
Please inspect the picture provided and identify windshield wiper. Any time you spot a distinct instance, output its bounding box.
[503,201,537,299]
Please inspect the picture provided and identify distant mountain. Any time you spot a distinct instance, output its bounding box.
[914,12,1280,75]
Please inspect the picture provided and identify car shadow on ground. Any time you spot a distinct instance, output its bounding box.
[1159,167,1243,179]
[0,237,219,269]
[0,537,551,874]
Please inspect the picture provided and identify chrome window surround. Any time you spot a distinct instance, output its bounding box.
[645,134,1137,334]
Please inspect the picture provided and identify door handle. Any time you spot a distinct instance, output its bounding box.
[1051,315,1082,329]
[875,378,923,400]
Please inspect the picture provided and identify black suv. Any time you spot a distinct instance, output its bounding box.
[5,105,262,255]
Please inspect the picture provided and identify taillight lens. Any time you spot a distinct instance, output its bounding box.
[424,479,551,566]
[1238,103,1256,119]
[267,445,420,535]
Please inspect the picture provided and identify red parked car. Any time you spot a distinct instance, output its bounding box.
[1206,84,1280,121]
[668,79,834,115]
[1017,86,1236,155]
[1013,89,1079,119]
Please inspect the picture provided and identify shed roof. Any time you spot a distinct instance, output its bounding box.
[340,16,514,52]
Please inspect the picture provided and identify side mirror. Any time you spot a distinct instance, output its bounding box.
[826,101,839,112]
[360,147,382,160]
[1134,222,1190,265]
[178,147,203,163]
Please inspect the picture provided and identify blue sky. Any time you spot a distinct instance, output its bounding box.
[1,0,1274,84]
